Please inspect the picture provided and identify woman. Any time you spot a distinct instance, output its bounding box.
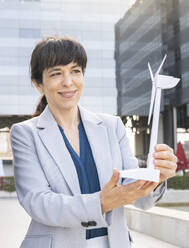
[10,36,177,248]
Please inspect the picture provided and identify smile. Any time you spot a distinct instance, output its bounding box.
[58,90,77,99]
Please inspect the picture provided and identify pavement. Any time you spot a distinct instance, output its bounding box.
[130,231,179,248]
[0,197,179,248]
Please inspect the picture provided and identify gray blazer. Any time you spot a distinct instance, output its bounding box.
[10,104,165,248]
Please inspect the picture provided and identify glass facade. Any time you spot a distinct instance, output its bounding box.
[115,0,189,118]
[0,0,130,116]
[115,0,189,152]
[115,0,162,116]
[158,0,189,130]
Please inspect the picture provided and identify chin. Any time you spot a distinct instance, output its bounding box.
[58,101,78,111]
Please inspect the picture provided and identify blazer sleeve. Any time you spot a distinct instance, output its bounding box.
[116,117,166,210]
[10,123,110,228]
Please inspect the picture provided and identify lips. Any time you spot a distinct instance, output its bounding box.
[58,90,77,98]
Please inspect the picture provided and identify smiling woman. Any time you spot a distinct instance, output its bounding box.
[30,36,87,118]
[33,62,84,118]
[10,36,177,248]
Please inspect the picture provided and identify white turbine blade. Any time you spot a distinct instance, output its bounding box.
[148,63,156,125]
[148,62,154,81]
[156,54,167,76]
[156,75,180,89]
[148,85,156,125]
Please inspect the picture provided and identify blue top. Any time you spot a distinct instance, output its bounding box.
[58,120,107,239]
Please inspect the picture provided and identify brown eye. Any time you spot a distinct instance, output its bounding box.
[72,70,81,74]
[50,72,61,77]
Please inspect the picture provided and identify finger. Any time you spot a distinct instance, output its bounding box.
[141,181,151,187]
[154,159,177,170]
[156,167,176,179]
[139,181,159,190]
[154,151,177,162]
[155,144,173,153]
[141,182,158,189]
[154,151,170,160]
[106,168,120,189]
[123,180,146,191]
[138,181,151,190]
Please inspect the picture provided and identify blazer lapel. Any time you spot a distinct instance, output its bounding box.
[78,104,113,189]
[37,104,113,195]
[37,106,81,195]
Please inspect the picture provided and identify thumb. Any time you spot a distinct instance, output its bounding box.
[106,168,120,189]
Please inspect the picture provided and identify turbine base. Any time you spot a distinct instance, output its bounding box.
[119,168,160,183]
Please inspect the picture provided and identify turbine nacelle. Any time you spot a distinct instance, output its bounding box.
[155,75,180,89]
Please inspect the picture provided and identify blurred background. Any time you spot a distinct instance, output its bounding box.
[0,0,189,247]
[0,0,189,169]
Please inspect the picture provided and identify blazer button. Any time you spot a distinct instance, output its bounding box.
[88,221,97,227]
[81,222,89,227]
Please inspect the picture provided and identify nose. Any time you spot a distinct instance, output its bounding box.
[62,73,73,87]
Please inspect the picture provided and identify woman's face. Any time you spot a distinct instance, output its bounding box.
[34,61,84,112]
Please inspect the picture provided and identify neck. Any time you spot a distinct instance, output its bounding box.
[48,104,80,130]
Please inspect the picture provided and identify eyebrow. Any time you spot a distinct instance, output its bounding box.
[48,65,81,74]
[48,68,61,74]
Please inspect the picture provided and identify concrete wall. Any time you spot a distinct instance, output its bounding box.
[158,189,189,204]
[124,205,189,248]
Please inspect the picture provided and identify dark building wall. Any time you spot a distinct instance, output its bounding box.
[161,0,182,106]
[115,0,189,150]
[160,0,189,130]
[115,0,162,116]
[115,0,189,115]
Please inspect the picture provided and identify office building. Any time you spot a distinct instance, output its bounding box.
[0,0,129,118]
[115,0,189,157]
[0,0,130,158]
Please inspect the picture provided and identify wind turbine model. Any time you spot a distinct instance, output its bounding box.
[119,55,180,182]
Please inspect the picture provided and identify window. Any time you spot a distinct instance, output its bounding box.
[19,28,41,38]
[20,0,40,3]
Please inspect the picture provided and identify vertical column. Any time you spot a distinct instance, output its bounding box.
[163,106,177,150]
[173,106,177,152]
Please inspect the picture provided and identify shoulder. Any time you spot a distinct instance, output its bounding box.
[81,105,126,140]
[96,112,119,128]
[10,115,39,138]
[98,113,126,140]
[80,105,119,127]
[10,116,40,152]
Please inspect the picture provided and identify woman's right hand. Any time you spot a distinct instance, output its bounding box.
[100,169,159,214]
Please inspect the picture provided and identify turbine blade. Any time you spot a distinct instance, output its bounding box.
[148,62,154,81]
[156,54,167,75]
[148,85,156,125]
[148,62,155,125]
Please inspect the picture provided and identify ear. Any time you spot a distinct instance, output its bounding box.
[32,80,44,95]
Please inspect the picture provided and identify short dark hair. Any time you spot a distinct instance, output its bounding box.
[30,36,87,117]
[30,36,87,84]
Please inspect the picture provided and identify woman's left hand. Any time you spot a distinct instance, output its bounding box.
[153,144,178,183]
